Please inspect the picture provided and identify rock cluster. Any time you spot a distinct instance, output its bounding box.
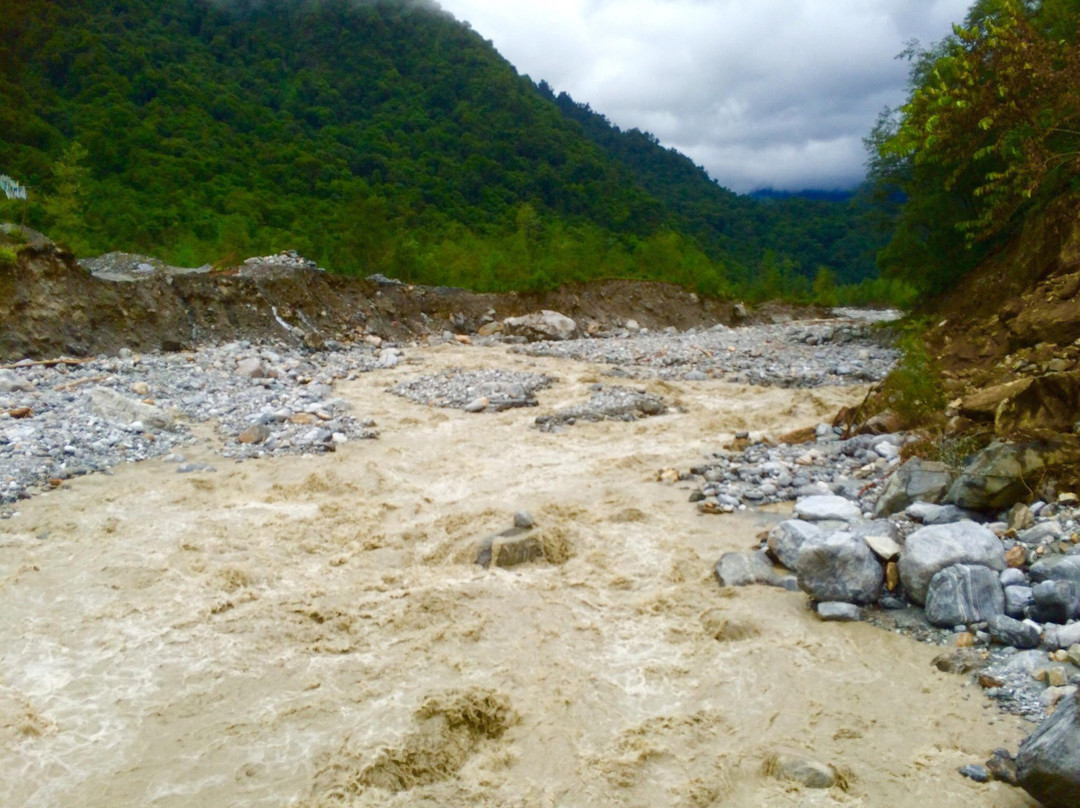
[534,385,667,432]
[713,468,1080,805]
[0,340,387,508]
[684,428,902,512]
[513,316,898,387]
[389,368,554,413]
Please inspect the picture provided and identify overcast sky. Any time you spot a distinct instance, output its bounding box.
[435,0,973,192]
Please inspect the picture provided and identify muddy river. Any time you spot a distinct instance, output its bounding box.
[0,344,1037,806]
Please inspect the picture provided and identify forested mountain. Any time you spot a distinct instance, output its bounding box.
[1,0,897,300]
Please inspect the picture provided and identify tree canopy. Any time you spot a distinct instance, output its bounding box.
[870,0,1080,294]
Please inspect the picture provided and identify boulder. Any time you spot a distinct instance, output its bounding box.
[946,441,1064,511]
[766,519,822,571]
[502,310,579,342]
[764,750,837,789]
[898,520,1006,605]
[874,459,953,517]
[235,357,266,378]
[987,614,1041,649]
[477,527,543,569]
[924,564,1005,627]
[793,495,862,523]
[1017,690,1080,808]
[1005,585,1035,619]
[1030,556,1080,587]
[959,378,1034,420]
[0,370,34,393]
[1032,580,1080,624]
[995,372,1080,435]
[904,502,977,525]
[796,532,884,605]
[715,550,795,589]
[88,386,175,431]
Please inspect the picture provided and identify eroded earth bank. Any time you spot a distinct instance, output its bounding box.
[0,321,1043,807]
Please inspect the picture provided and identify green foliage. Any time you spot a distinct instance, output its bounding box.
[877,321,947,423]
[1,0,890,298]
[870,0,1080,294]
[0,245,18,267]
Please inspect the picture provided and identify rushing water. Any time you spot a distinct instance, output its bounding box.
[0,344,1036,807]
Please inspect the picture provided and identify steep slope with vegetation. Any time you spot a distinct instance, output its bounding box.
[1,0,896,301]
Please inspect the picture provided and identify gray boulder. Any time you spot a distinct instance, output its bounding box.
[715,550,795,589]
[766,519,822,571]
[924,564,1005,627]
[1005,585,1035,619]
[947,441,1062,511]
[987,614,1041,649]
[793,495,862,523]
[904,502,976,525]
[502,310,579,342]
[1017,690,1080,808]
[88,386,176,431]
[874,459,953,517]
[477,526,543,569]
[796,532,884,605]
[1032,580,1080,624]
[898,520,1006,605]
[1030,556,1080,587]
[0,370,34,393]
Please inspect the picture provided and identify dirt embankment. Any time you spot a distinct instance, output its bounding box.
[0,229,796,363]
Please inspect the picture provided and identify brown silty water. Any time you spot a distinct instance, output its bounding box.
[0,343,1038,807]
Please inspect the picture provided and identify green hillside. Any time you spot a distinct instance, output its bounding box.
[1,0,898,301]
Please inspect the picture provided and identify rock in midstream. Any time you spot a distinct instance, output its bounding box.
[534,384,667,432]
[389,368,554,413]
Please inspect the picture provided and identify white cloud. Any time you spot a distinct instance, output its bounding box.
[437,0,973,191]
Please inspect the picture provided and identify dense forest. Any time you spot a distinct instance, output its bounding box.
[868,0,1080,295]
[1,0,903,302]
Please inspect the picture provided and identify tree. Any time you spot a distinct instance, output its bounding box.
[43,141,92,253]
[872,0,1080,292]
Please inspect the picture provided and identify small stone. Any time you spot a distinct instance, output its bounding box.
[463,397,489,413]
[1005,544,1028,568]
[1008,503,1036,532]
[513,510,535,529]
[1047,667,1069,688]
[131,381,149,396]
[237,424,271,445]
[816,602,862,622]
[886,561,901,592]
[978,673,1006,689]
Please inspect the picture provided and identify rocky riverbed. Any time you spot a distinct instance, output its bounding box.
[0,308,1060,807]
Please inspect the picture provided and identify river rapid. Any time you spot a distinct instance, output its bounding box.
[0,342,1037,807]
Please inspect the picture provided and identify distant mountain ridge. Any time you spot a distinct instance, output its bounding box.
[0,0,893,299]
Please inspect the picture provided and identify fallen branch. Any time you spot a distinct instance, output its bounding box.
[54,375,110,392]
